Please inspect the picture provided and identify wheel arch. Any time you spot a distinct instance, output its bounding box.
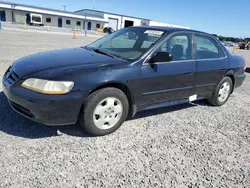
[88,82,136,116]
[225,70,235,93]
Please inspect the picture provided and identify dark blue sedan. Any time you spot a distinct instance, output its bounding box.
[2,26,246,136]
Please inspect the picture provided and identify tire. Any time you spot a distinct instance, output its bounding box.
[79,87,129,136]
[207,77,233,106]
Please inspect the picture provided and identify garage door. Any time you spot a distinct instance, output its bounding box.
[108,18,118,31]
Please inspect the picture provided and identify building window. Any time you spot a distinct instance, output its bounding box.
[96,23,100,29]
[76,21,81,26]
[66,20,71,25]
[46,17,51,23]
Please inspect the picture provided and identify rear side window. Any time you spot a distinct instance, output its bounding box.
[195,35,225,59]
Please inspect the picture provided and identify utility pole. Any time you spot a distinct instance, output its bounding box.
[0,16,2,30]
[85,13,87,36]
[93,0,95,9]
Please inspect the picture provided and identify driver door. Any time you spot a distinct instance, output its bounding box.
[138,33,196,107]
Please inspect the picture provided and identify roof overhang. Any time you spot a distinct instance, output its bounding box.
[0,2,108,23]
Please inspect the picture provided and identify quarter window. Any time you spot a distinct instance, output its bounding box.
[195,35,222,59]
[158,34,192,61]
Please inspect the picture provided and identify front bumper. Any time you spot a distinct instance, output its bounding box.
[2,82,85,126]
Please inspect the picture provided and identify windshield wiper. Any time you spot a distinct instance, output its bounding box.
[82,46,94,51]
[83,47,128,61]
[91,48,117,59]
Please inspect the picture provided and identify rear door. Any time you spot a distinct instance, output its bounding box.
[193,34,228,97]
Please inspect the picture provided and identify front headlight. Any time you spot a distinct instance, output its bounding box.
[21,78,74,94]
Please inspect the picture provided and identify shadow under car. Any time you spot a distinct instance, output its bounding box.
[0,91,210,139]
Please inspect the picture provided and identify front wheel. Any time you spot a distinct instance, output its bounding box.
[207,77,233,106]
[79,87,129,136]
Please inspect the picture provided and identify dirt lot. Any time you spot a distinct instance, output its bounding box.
[0,30,250,188]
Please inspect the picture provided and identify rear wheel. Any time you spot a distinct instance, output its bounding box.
[79,87,129,136]
[207,77,233,106]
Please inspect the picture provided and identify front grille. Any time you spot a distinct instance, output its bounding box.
[4,67,19,85]
[9,101,35,118]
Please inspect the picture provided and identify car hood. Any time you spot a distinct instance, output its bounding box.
[12,47,120,78]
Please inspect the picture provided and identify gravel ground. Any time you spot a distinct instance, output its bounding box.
[0,30,250,188]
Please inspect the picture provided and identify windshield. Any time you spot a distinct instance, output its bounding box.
[87,27,166,61]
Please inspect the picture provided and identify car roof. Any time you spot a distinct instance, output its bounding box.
[132,26,210,35]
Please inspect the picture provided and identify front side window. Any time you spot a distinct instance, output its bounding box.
[157,34,192,61]
[195,35,222,59]
[87,28,165,60]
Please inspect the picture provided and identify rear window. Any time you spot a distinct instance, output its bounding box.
[32,16,41,22]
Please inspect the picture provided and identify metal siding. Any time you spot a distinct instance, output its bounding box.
[108,18,118,30]
[14,11,26,23]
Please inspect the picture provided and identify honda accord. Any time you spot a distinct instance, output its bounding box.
[2,26,246,136]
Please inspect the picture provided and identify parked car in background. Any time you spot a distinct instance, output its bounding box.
[239,38,250,50]
[103,27,115,34]
[2,26,246,136]
[224,41,234,47]
[27,13,44,26]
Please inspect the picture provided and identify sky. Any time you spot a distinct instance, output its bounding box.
[2,0,250,37]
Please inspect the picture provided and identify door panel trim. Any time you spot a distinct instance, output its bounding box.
[195,57,227,61]
[143,60,195,65]
[195,83,216,88]
[142,86,193,95]
[137,96,205,112]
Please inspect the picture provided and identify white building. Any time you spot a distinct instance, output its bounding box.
[75,9,152,31]
[0,2,107,30]
[75,9,189,31]
[0,1,189,31]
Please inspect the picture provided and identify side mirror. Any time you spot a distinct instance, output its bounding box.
[151,52,172,63]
